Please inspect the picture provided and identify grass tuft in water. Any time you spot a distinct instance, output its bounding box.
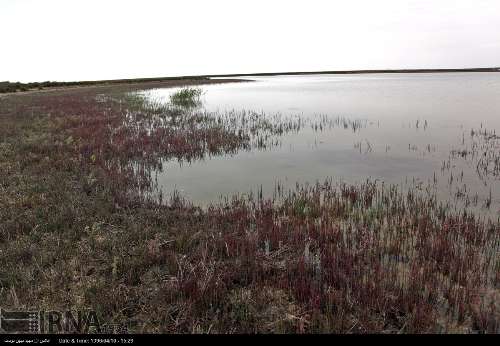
[169,87,203,108]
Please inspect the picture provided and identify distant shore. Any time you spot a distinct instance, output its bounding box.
[2,67,499,94]
[208,66,500,78]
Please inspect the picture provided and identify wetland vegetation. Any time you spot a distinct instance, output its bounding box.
[0,75,498,333]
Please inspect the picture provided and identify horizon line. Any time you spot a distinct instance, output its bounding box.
[3,66,500,85]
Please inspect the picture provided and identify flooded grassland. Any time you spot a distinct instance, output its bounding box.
[0,74,498,333]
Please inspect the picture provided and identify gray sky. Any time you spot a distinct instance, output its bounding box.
[1,0,499,82]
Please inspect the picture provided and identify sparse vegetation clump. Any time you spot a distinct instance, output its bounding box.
[169,87,204,108]
[0,85,498,334]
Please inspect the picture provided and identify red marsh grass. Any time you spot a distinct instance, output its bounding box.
[0,83,498,333]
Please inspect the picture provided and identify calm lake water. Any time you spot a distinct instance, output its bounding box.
[141,73,500,217]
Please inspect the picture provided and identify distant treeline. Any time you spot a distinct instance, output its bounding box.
[0,80,100,93]
[0,76,209,94]
[2,67,499,93]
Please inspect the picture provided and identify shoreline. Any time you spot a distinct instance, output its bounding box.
[208,67,500,78]
[0,78,250,97]
[2,67,499,95]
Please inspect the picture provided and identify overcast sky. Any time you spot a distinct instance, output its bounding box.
[1,0,499,82]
